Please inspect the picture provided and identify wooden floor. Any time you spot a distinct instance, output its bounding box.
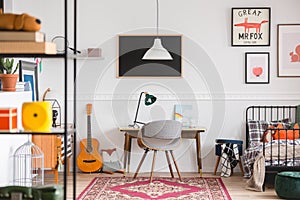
[48,172,280,200]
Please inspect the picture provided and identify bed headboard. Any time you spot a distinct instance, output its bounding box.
[246,105,298,148]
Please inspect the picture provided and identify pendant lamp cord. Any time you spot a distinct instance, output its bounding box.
[156,0,159,36]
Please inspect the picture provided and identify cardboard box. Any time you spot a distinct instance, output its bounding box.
[0,108,17,132]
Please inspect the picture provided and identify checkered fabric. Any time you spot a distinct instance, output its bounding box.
[247,120,291,147]
[60,133,73,161]
[242,138,300,178]
[220,143,239,177]
[242,145,261,178]
[247,120,270,147]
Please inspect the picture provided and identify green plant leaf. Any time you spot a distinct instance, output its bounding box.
[0,58,18,74]
[12,63,19,74]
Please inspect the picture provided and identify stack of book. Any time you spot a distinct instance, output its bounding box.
[0,31,56,54]
[16,82,25,92]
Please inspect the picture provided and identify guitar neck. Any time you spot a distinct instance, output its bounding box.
[87,115,92,149]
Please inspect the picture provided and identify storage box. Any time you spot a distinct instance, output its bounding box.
[0,108,18,132]
[88,48,101,57]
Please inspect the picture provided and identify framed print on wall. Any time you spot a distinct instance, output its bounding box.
[232,7,271,46]
[278,24,300,77]
[19,60,39,101]
[117,34,182,77]
[245,52,269,84]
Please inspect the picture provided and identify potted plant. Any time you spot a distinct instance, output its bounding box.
[0,58,19,91]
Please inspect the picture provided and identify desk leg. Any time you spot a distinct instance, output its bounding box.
[196,132,202,176]
[123,133,130,175]
[128,135,132,173]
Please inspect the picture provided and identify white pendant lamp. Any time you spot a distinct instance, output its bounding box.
[142,0,173,60]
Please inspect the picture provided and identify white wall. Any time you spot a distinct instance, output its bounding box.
[11,0,300,172]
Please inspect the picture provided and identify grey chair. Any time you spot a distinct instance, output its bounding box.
[133,120,183,182]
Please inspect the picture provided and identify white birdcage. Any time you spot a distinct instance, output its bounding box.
[13,140,44,186]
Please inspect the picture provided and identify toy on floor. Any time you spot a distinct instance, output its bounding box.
[0,8,41,31]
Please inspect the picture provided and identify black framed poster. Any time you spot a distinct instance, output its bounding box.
[245,52,270,84]
[117,35,182,77]
[231,7,271,46]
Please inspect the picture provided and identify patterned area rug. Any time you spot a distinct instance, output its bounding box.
[77,177,231,200]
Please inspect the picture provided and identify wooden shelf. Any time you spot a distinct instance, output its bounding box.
[0,53,66,58]
[0,91,31,94]
[0,128,74,135]
[67,54,104,60]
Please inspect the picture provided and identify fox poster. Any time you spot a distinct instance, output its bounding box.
[231,7,270,46]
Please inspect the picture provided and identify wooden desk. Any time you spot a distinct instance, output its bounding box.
[119,127,206,175]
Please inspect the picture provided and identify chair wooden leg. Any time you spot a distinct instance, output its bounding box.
[214,156,221,175]
[165,151,174,178]
[150,150,157,183]
[67,157,71,176]
[54,169,58,184]
[133,149,149,179]
[239,159,244,176]
[170,150,182,182]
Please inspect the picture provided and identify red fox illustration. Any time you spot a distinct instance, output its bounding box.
[235,18,268,33]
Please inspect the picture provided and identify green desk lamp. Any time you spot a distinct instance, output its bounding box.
[129,92,156,128]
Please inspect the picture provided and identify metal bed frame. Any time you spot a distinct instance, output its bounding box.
[246,105,300,186]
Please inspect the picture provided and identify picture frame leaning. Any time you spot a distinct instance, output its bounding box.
[231,7,271,46]
[19,60,39,101]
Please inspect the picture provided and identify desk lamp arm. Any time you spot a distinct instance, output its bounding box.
[129,92,146,128]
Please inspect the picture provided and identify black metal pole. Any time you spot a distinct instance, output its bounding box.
[73,0,77,199]
[64,0,68,199]
[0,0,3,11]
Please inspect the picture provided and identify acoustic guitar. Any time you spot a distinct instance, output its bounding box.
[77,104,103,172]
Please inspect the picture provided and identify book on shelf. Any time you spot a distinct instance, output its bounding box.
[16,82,25,92]
[0,42,56,54]
[0,31,45,42]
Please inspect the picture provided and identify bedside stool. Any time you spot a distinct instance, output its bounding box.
[214,139,244,176]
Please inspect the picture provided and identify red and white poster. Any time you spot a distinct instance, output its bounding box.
[245,52,269,84]
[278,24,300,77]
[232,8,270,46]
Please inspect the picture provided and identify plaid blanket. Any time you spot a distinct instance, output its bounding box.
[242,139,300,178]
[242,145,261,178]
[220,143,239,177]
